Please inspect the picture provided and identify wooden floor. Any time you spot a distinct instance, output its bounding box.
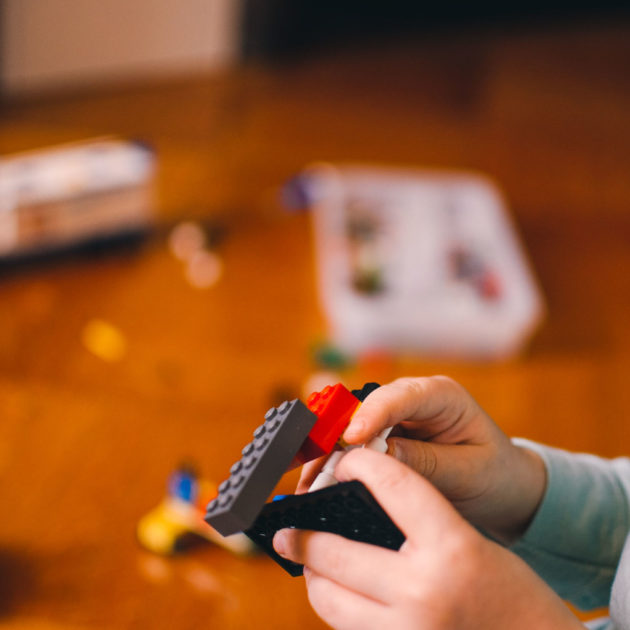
[1,17,629,628]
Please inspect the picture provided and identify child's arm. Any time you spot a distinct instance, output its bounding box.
[508,439,630,612]
[298,376,547,543]
[275,449,584,630]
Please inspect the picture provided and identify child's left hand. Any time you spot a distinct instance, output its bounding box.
[273,449,582,630]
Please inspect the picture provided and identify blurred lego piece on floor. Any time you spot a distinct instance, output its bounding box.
[81,318,127,363]
[184,249,223,289]
[137,464,255,557]
[0,138,155,267]
[168,221,206,261]
[310,340,351,370]
[290,163,545,360]
[168,220,224,289]
[280,174,311,212]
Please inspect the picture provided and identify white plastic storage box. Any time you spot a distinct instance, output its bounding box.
[292,163,544,360]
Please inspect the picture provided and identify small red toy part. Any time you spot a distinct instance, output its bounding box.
[290,383,360,468]
[478,270,502,301]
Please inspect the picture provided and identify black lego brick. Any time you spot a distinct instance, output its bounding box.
[205,399,318,536]
[244,480,405,576]
[351,382,381,402]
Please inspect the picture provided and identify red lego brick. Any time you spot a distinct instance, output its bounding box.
[290,383,360,467]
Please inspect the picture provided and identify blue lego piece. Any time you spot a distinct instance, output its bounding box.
[168,466,198,503]
[273,494,291,502]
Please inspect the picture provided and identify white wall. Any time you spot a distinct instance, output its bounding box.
[2,0,243,94]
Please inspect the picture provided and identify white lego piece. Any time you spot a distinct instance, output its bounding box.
[364,427,393,454]
[308,450,345,492]
[308,427,393,493]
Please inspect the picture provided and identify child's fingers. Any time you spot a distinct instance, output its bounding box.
[335,448,468,543]
[303,567,392,630]
[343,376,474,445]
[273,528,402,604]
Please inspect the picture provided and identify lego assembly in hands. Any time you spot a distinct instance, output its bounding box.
[205,382,406,576]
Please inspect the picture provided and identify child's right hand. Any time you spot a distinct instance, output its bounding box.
[297,376,547,543]
[279,449,582,630]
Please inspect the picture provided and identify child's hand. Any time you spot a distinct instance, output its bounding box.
[276,449,582,630]
[298,376,546,543]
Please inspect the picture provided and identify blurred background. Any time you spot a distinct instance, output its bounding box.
[1,1,629,627]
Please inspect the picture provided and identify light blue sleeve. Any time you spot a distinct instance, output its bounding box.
[509,439,630,611]
[586,620,614,630]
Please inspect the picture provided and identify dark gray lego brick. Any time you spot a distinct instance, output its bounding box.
[205,399,318,536]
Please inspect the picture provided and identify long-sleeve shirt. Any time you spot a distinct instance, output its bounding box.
[510,439,630,630]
